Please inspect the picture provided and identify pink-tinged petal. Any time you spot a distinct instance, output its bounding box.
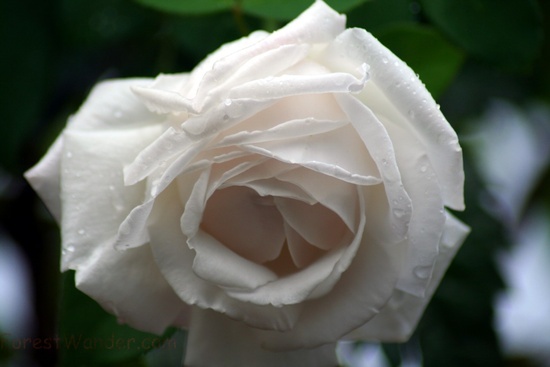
[275,198,350,250]
[345,212,469,341]
[224,188,365,307]
[284,222,326,268]
[25,136,64,222]
[324,28,464,210]
[75,243,188,335]
[148,184,303,331]
[185,307,338,367]
[335,93,412,240]
[201,185,286,265]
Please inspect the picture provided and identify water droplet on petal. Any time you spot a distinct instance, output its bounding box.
[66,245,75,252]
[77,229,86,235]
[393,208,406,218]
[382,57,388,64]
[413,265,432,279]
[224,98,232,106]
[420,165,428,173]
[66,151,73,159]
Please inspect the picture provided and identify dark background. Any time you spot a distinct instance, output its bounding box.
[1,0,549,366]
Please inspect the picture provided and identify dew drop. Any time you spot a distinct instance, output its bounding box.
[393,208,406,218]
[382,57,388,64]
[420,165,428,173]
[224,98,232,106]
[66,245,75,253]
[413,265,431,279]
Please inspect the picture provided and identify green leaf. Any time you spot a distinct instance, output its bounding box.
[376,24,465,98]
[419,0,543,71]
[57,271,184,366]
[134,0,234,15]
[241,0,369,21]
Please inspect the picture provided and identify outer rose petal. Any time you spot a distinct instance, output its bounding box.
[26,78,188,334]
[184,307,338,367]
[345,212,469,341]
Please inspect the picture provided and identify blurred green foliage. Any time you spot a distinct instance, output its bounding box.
[2,0,548,366]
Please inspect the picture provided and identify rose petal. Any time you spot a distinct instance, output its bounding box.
[274,197,350,250]
[201,185,286,264]
[185,307,338,367]
[284,222,326,268]
[224,188,365,307]
[61,126,162,259]
[25,135,64,222]
[240,124,382,186]
[228,65,368,101]
[216,118,348,148]
[335,93,412,240]
[344,212,469,341]
[148,184,304,331]
[190,230,279,290]
[257,191,402,350]
[371,114,447,297]
[75,243,188,335]
[324,28,465,210]
[65,78,164,132]
[277,167,359,231]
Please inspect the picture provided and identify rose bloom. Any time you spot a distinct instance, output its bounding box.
[26,1,469,366]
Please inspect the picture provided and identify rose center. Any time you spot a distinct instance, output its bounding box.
[200,185,349,276]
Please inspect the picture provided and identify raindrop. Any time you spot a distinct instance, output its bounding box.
[224,99,232,106]
[420,165,428,173]
[66,245,75,253]
[381,57,388,64]
[77,229,86,235]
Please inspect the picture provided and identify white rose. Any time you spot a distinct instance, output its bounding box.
[25,1,469,366]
